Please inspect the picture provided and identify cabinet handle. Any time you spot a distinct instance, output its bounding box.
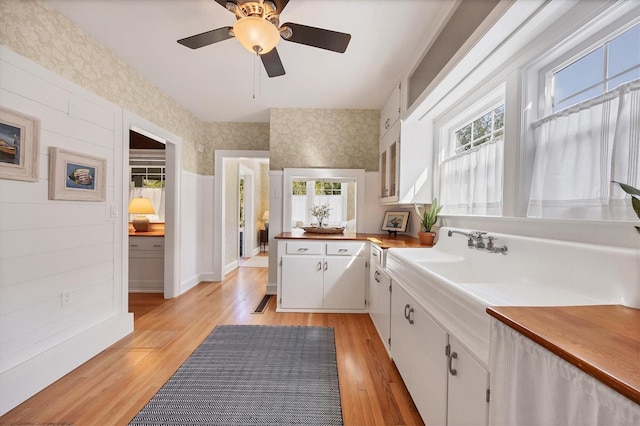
[448,351,458,376]
[404,304,410,320]
[130,244,139,247]
[374,270,380,282]
[152,244,162,248]
[324,261,328,271]
[338,248,348,253]
[408,308,414,325]
[372,251,378,257]
[297,248,308,252]
[317,261,322,271]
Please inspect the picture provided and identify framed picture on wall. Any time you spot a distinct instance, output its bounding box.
[381,211,410,232]
[0,106,40,181]
[49,147,106,201]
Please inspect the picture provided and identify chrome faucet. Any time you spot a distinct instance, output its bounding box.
[447,230,486,249]
[447,230,508,254]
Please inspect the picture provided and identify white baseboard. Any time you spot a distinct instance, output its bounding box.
[266,282,277,295]
[224,260,239,276]
[0,312,133,415]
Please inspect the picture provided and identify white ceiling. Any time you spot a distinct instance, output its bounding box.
[48,0,452,123]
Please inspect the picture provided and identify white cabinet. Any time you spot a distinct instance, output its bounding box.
[378,80,434,205]
[128,236,164,292]
[391,281,489,426]
[369,245,391,353]
[278,240,368,312]
[447,335,490,426]
[391,283,448,425]
[380,82,401,138]
[380,120,400,202]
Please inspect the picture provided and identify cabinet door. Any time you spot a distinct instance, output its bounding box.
[323,257,366,310]
[380,121,401,202]
[281,256,324,309]
[447,335,490,426]
[371,265,391,349]
[391,283,448,425]
[380,82,401,137]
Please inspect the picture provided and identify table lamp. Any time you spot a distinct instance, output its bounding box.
[128,197,155,232]
[262,210,269,229]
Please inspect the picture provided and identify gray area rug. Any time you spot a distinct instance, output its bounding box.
[129,325,343,425]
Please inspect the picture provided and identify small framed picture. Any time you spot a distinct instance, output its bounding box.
[0,106,40,181]
[382,211,410,232]
[49,147,106,201]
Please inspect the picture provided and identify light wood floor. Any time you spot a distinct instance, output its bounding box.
[1,266,423,426]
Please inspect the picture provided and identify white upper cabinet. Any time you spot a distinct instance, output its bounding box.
[379,81,433,205]
[380,82,401,138]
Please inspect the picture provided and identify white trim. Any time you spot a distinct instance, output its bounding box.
[213,150,269,281]
[122,110,182,299]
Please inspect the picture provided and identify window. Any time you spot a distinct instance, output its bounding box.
[551,23,640,112]
[290,179,349,226]
[436,84,505,216]
[453,104,504,155]
[526,15,640,221]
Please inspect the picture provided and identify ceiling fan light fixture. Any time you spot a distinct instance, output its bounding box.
[233,16,280,54]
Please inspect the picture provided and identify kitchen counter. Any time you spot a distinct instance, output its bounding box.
[128,223,165,237]
[487,305,640,404]
[275,230,423,249]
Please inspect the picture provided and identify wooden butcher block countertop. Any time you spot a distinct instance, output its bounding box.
[275,230,423,249]
[487,305,640,404]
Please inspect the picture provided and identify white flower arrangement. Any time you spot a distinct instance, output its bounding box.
[310,203,331,226]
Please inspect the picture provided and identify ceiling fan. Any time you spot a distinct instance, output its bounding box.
[177,0,351,77]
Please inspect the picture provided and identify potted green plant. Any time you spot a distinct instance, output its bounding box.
[415,198,443,246]
[614,181,640,234]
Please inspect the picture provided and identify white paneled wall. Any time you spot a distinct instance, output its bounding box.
[0,48,132,414]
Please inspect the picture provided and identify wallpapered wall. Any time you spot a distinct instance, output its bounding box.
[269,108,380,171]
[200,122,269,175]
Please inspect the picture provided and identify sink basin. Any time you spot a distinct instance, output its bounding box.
[386,227,640,367]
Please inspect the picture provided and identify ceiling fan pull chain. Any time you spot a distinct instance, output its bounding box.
[253,52,257,99]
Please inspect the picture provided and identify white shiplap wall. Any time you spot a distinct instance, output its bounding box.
[0,47,133,415]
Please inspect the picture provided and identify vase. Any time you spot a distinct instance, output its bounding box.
[418,231,435,246]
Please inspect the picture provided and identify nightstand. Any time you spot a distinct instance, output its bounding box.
[259,229,268,252]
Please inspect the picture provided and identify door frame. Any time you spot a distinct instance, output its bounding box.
[122,111,182,299]
[238,164,255,259]
[213,150,269,281]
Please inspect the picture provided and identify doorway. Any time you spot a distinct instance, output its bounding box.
[238,164,254,260]
[213,151,269,280]
[123,111,182,301]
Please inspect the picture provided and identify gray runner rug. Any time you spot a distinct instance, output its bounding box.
[129,325,343,425]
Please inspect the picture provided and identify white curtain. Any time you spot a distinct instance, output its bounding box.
[528,79,640,220]
[439,138,504,215]
[489,319,640,425]
[129,187,165,222]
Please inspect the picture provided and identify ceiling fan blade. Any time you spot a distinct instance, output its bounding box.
[271,0,290,13]
[281,22,351,53]
[213,0,236,9]
[177,27,234,49]
[260,48,286,77]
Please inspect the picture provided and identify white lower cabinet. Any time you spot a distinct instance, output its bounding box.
[392,283,449,424]
[128,236,164,292]
[447,335,490,426]
[278,240,368,311]
[391,281,489,426]
[370,263,392,352]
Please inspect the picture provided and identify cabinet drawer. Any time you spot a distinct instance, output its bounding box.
[370,244,383,267]
[286,241,322,255]
[129,237,164,251]
[326,241,366,256]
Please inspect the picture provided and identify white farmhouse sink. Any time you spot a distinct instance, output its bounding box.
[386,227,640,368]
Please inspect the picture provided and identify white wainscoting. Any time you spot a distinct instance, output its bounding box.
[0,47,133,414]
